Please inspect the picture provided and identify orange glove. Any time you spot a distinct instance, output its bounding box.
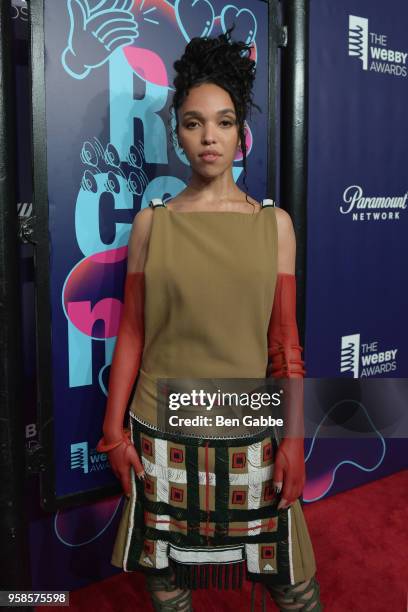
[98,272,146,494]
[267,273,306,510]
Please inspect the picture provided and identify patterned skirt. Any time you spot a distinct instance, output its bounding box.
[111,412,317,588]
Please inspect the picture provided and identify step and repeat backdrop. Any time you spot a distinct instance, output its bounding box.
[12,0,406,593]
[19,0,276,590]
[34,0,271,506]
[304,0,408,502]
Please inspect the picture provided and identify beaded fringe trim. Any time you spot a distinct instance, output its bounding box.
[170,559,244,590]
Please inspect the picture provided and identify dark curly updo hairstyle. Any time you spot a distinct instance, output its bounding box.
[169,25,262,204]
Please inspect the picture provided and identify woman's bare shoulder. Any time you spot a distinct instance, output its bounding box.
[274,207,296,274]
[274,206,293,235]
[127,206,154,273]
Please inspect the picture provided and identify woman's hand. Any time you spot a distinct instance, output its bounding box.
[273,438,305,510]
[107,441,145,498]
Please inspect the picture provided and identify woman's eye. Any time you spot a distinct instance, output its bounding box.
[185,120,234,128]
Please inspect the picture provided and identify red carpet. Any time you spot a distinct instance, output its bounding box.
[37,470,408,611]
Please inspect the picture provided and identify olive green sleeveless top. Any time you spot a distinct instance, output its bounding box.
[129,197,278,427]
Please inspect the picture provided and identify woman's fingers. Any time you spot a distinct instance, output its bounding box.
[121,471,131,498]
[107,443,145,496]
[273,446,288,508]
[273,481,283,494]
[274,439,306,509]
[277,476,303,509]
[130,445,145,475]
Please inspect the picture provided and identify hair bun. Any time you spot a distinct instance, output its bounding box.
[172,26,258,122]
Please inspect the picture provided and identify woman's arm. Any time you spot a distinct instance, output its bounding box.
[101,206,153,442]
[96,207,154,492]
[275,206,297,274]
[267,208,306,510]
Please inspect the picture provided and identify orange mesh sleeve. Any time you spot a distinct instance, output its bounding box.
[267,272,306,379]
[102,272,145,440]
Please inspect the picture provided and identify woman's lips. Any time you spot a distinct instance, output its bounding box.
[200,153,220,162]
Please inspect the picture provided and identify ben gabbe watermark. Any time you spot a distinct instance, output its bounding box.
[155,378,290,438]
[167,387,284,429]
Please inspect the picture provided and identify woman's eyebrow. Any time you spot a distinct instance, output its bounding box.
[182,108,236,119]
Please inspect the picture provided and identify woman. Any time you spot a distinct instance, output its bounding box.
[97,28,323,612]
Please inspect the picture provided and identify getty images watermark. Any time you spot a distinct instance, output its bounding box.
[154,377,294,439]
[167,386,284,429]
[151,377,408,441]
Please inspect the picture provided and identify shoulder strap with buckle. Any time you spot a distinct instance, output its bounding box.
[148,198,167,208]
[261,199,276,208]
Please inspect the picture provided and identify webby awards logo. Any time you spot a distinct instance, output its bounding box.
[70,441,109,474]
[340,333,398,378]
[348,15,407,77]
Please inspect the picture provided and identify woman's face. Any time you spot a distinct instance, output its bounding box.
[176,82,241,176]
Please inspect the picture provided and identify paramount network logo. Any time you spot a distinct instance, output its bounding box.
[70,441,109,474]
[339,185,407,222]
[341,334,398,377]
[348,15,407,77]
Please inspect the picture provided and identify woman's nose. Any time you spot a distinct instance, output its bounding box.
[202,125,216,144]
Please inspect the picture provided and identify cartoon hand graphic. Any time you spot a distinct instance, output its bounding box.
[62,0,138,79]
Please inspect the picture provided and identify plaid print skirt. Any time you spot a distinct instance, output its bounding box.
[110,412,317,588]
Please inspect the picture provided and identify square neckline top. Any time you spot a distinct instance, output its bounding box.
[149,198,276,216]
